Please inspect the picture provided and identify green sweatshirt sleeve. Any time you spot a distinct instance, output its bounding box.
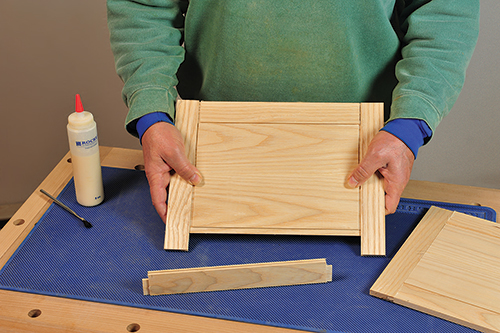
[389,0,480,132]
[107,0,186,137]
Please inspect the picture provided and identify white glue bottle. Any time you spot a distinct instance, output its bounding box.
[67,94,104,206]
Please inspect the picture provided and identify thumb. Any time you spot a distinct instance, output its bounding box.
[346,158,382,189]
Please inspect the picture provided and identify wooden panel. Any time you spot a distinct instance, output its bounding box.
[143,259,332,295]
[164,100,200,251]
[371,206,500,332]
[370,206,453,298]
[359,103,385,256]
[199,101,361,124]
[166,101,385,255]
[191,123,360,231]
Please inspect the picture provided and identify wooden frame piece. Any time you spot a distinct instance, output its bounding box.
[165,100,385,255]
[370,206,500,332]
[143,258,332,296]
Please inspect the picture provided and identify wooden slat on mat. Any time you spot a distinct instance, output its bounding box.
[143,259,332,295]
[165,101,385,255]
[371,206,500,332]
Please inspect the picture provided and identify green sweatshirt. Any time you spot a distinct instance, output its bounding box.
[107,0,479,137]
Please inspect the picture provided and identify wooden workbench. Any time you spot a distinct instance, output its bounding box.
[1,146,499,333]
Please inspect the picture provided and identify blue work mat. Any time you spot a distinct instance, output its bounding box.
[0,167,495,333]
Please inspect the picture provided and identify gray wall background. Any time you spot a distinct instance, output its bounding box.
[1,1,499,208]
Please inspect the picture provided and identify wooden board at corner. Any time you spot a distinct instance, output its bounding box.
[371,206,500,332]
[166,100,385,255]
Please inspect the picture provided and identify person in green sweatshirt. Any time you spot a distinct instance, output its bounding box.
[107,0,479,221]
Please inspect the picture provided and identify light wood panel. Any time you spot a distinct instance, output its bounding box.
[192,123,360,231]
[166,101,385,255]
[143,259,332,295]
[165,99,200,251]
[371,206,500,332]
[359,103,385,256]
[198,101,361,124]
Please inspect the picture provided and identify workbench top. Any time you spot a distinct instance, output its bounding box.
[1,147,498,333]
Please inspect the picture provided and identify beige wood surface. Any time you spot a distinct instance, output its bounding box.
[197,101,361,124]
[359,103,385,256]
[0,289,301,333]
[403,179,500,214]
[3,146,500,332]
[165,99,200,251]
[166,101,385,255]
[371,206,500,332]
[143,259,332,295]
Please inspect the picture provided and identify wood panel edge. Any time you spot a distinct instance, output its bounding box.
[359,103,385,256]
[164,100,200,251]
[198,100,361,124]
[145,259,331,296]
[393,283,500,333]
[369,206,454,298]
[189,227,360,236]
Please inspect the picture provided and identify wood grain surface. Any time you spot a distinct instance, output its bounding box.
[143,259,332,295]
[371,206,500,332]
[166,101,385,255]
[359,103,385,256]
[165,99,200,251]
[192,122,360,231]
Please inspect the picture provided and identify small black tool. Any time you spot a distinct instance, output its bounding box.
[40,189,93,228]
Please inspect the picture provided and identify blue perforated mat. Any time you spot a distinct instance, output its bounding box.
[0,167,495,332]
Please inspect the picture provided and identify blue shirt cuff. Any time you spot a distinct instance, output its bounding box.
[381,119,432,159]
[136,112,175,143]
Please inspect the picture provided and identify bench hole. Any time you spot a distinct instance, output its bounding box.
[67,158,72,163]
[127,323,141,332]
[134,165,145,171]
[13,219,25,226]
[28,309,42,318]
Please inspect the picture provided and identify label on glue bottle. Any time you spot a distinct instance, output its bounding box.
[67,94,104,206]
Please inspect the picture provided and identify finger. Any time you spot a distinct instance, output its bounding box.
[147,170,171,223]
[378,166,407,215]
[163,145,203,186]
[384,186,401,215]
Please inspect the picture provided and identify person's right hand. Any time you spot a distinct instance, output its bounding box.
[141,122,202,223]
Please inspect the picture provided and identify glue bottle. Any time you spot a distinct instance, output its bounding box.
[67,94,104,206]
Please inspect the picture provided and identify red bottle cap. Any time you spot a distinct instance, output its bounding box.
[75,94,84,113]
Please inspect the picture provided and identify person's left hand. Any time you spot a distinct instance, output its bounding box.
[346,131,414,215]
